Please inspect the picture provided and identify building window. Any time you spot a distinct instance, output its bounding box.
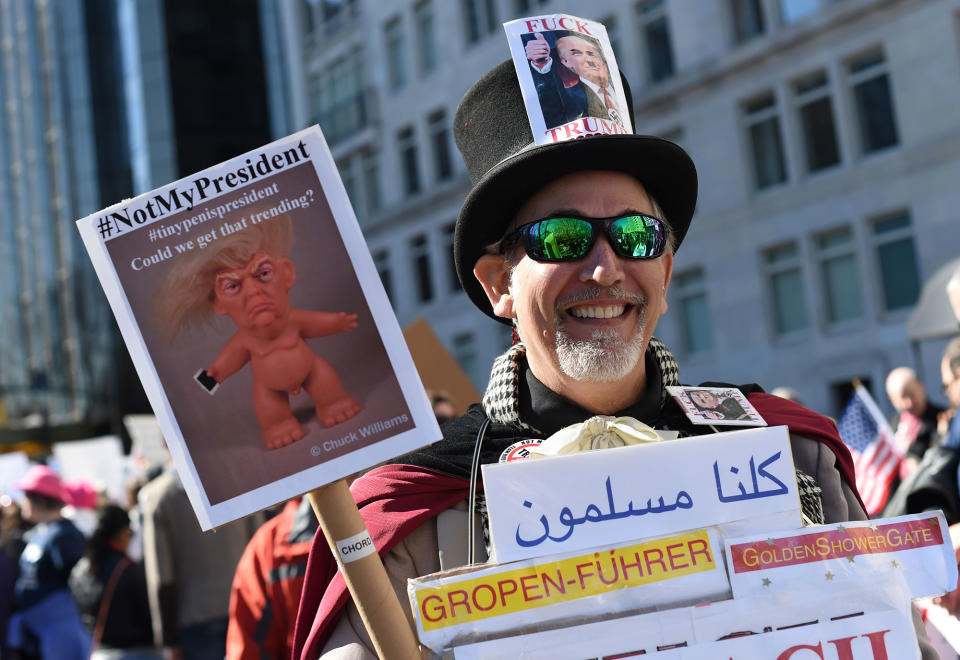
[780,0,822,24]
[361,151,381,214]
[410,234,433,302]
[428,109,453,181]
[515,0,549,13]
[462,0,497,45]
[339,158,359,209]
[830,376,872,419]
[312,52,369,144]
[414,0,438,74]
[453,332,478,384]
[373,249,393,303]
[744,92,787,189]
[814,226,863,324]
[872,212,920,311]
[318,0,358,34]
[302,0,316,34]
[730,0,764,43]
[673,268,713,354]
[397,126,421,196]
[848,49,899,154]
[764,243,809,335]
[658,126,685,148]
[443,222,461,291]
[637,0,675,82]
[793,70,840,172]
[385,16,407,91]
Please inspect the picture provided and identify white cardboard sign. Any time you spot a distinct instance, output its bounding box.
[0,452,30,496]
[76,126,439,529]
[52,435,127,505]
[453,580,919,659]
[482,426,800,563]
[725,511,957,600]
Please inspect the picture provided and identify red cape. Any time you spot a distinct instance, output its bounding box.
[292,395,862,659]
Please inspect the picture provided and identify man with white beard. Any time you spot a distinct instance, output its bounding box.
[291,59,937,659]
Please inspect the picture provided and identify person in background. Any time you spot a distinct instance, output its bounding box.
[429,390,457,424]
[7,464,90,659]
[226,497,318,660]
[0,497,17,660]
[62,478,101,538]
[139,467,260,660]
[886,366,945,479]
[69,504,156,659]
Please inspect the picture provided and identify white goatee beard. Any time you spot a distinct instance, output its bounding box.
[553,289,647,383]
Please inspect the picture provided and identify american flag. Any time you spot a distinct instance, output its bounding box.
[837,384,902,516]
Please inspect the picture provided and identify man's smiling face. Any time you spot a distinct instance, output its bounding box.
[478,170,673,392]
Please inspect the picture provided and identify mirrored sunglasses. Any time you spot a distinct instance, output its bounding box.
[501,214,667,262]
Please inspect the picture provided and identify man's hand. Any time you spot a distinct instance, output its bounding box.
[525,32,550,66]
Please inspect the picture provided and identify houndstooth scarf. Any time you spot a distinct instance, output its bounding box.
[479,337,825,525]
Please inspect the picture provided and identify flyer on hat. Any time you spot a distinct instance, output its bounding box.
[76,126,440,530]
[504,14,632,145]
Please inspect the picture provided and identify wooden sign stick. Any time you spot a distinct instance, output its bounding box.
[308,479,421,659]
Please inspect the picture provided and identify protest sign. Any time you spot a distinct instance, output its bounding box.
[0,452,30,496]
[78,126,432,656]
[123,414,169,471]
[725,511,957,600]
[452,579,919,659]
[52,435,127,505]
[482,426,800,563]
[77,126,439,530]
[504,14,630,144]
[409,528,728,651]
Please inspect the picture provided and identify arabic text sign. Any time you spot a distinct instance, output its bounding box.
[725,512,956,600]
[409,529,728,651]
[482,426,799,563]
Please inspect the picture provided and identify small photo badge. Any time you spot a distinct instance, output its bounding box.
[666,386,767,427]
[503,14,632,145]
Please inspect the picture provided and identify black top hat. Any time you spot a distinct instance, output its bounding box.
[453,60,698,322]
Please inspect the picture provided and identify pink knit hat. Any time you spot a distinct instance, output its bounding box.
[14,465,66,502]
[63,479,99,509]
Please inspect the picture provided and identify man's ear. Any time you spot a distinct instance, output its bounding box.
[659,251,674,316]
[280,257,296,290]
[212,295,227,315]
[474,254,515,320]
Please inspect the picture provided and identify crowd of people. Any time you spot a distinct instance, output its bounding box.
[0,460,267,660]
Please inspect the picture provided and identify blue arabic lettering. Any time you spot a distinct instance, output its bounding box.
[714,451,790,503]
[514,477,694,547]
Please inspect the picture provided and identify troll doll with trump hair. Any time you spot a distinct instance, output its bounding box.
[155,213,361,449]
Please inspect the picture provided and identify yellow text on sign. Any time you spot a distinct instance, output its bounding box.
[416,529,714,631]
